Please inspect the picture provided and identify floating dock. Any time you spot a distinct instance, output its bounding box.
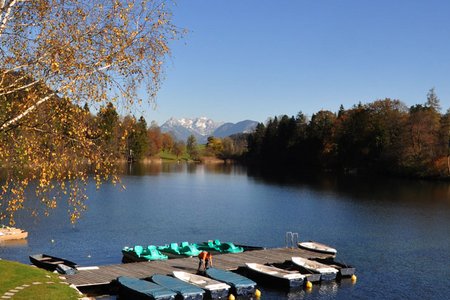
[65,247,332,288]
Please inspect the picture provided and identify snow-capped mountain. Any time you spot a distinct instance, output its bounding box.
[160,117,223,143]
[165,117,220,136]
[160,117,257,143]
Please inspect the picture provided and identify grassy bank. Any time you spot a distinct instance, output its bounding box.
[0,259,80,299]
[159,150,190,161]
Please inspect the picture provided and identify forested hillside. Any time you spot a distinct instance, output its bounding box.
[245,93,450,178]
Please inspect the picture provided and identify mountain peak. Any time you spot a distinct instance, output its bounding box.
[160,117,257,143]
[161,117,221,142]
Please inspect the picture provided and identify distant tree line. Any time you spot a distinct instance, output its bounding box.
[92,102,176,161]
[245,90,450,179]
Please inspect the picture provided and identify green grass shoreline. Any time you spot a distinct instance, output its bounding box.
[0,259,80,299]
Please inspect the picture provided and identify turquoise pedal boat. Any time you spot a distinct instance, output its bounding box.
[196,240,244,254]
[158,242,201,258]
[122,245,168,262]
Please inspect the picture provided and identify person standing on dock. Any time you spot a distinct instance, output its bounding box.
[197,251,213,272]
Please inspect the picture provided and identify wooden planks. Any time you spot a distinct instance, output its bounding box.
[65,247,330,287]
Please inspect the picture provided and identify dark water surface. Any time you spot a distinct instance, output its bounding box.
[1,163,449,299]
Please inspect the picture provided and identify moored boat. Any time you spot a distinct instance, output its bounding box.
[150,274,205,300]
[0,226,28,241]
[122,245,168,262]
[158,242,201,258]
[291,257,338,281]
[298,241,337,256]
[29,254,78,275]
[205,267,256,297]
[173,271,230,299]
[196,240,244,254]
[117,276,176,300]
[269,262,321,283]
[314,258,356,278]
[244,263,305,289]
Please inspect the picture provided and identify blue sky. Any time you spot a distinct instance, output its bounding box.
[142,0,450,125]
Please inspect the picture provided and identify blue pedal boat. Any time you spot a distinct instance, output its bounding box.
[205,267,256,297]
[117,276,176,300]
[150,274,205,300]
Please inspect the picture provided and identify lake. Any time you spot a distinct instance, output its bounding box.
[1,163,449,299]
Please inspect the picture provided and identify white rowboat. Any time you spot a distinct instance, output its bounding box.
[291,257,338,281]
[298,241,337,255]
[245,263,305,288]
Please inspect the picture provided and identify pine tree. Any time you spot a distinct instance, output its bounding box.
[426,87,441,112]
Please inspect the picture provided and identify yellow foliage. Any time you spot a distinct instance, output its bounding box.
[0,0,181,224]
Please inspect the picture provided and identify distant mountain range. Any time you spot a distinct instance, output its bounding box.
[160,117,258,143]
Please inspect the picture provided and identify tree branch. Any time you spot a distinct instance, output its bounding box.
[0,92,55,132]
[0,0,24,36]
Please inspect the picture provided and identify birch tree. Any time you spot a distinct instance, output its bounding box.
[0,0,179,224]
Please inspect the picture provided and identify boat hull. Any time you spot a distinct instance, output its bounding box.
[206,288,229,299]
[304,273,321,283]
[29,254,78,274]
[319,272,337,281]
[244,263,304,289]
[339,267,356,277]
[122,250,151,262]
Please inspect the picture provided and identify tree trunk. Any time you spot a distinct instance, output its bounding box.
[447,155,450,175]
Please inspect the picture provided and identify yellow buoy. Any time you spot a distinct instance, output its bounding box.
[351,274,357,282]
[255,289,261,298]
[305,280,313,289]
[228,294,235,300]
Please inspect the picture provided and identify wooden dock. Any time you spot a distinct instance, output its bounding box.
[65,247,331,288]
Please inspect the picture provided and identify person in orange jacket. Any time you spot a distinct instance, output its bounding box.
[197,251,213,272]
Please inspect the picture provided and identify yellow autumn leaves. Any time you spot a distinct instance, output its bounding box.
[0,0,180,224]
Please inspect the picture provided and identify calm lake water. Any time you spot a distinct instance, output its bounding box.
[1,163,449,299]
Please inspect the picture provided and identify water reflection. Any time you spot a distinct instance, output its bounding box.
[1,162,449,300]
[0,239,28,247]
[262,281,342,300]
[246,166,450,207]
[118,161,248,176]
